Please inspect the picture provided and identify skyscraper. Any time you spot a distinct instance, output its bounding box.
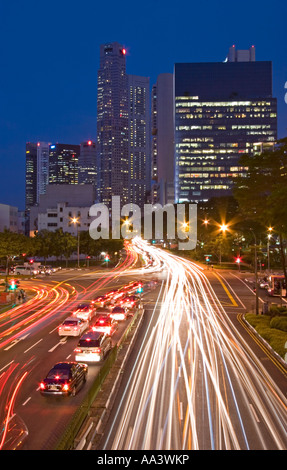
[174,47,277,203]
[78,140,97,185]
[97,42,129,207]
[49,143,79,185]
[151,74,174,205]
[128,74,150,209]
[25,142,38,210]
[36,141,50,202]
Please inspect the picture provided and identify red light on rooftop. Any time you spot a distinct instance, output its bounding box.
[88,140,92,145]
[122,48,126,55]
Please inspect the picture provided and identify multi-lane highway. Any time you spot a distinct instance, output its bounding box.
[0,245,140,450]
[0,240,286,450]
[97,239,287,451]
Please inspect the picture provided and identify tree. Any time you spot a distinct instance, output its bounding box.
[233,138,287,286]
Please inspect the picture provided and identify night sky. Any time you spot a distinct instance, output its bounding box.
[1,0,286,210]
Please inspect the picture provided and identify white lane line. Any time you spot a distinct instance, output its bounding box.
[48,337,67,352]
[22,396,32,406]
[0,360,14,373]
[24,339,43,353]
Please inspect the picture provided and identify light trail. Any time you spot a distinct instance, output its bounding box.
[103,239,287,450]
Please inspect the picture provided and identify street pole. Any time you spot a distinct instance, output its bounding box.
[77,224,80,268]
[250,229,259,315]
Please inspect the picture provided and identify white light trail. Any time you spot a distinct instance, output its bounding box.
[104,239,287,450]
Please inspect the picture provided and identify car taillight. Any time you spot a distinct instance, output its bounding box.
[93,348,101,354]
[62,383,69,391]
[74,348,82,353]
[40,382,45,390]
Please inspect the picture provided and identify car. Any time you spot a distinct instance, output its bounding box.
[120,295,140,310]
[95,306,112,316]
[58,317,89,337]
[91,295,106,307]
[74,331,112,362]
[92,316,117,335]
[39,362,88,396]
[110,306,128,321]
[73,303,94,321]
[259,281,269,289]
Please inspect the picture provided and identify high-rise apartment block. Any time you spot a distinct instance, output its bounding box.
[174,47,277,203]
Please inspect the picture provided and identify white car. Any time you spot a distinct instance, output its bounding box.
[73,304,94,321]
[58,317,89,337]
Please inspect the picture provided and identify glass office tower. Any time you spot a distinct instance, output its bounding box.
[174,60,277,203]
[128,74,150,210]
[48,143,79,185]
[97,42,129,207]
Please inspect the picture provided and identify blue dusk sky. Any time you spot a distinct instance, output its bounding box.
[0,0,286,210]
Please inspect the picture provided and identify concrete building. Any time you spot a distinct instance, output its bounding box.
[29,184,96,236]
[0,203,19,232]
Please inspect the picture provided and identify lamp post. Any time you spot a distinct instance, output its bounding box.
[219,223,228,264]
[250,229,259,315]
[71,217,80,268]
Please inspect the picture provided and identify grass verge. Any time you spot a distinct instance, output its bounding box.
[245,313,287,359]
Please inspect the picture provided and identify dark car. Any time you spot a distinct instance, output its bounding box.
[110,306,128,321]
[39,362,88,396]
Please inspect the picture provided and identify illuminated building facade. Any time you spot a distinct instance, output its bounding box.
[128,74,150,209]
[25,142,38,210]
[97,42,129,206]
[151,73,174,205]
[48,143,79,185]
[174,58,277,203]
[78,140,97,185]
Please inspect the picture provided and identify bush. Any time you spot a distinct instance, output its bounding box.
[270,316,287,332]
[245,313,287,359]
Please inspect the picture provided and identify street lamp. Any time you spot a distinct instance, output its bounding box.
[71,217,80,268]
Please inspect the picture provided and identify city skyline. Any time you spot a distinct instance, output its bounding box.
[1,0,287,210]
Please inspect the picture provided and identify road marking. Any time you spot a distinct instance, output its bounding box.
[0,361,14,372]
[212,273,238,307]
[24,338,43,353]
[22,397,32,406]
[3,333,30,351]
[48,337,67,352]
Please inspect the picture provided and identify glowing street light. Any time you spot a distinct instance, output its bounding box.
[70,217,80,268]
[220,223,228,233]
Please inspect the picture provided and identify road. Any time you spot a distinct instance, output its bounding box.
[97,240,287,450]
[0,245,141,450]
[0,240,286,450]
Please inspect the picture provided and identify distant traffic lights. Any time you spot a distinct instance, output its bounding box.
[104,255,110,262]
[137,282,143,294]
[9,279,19,290]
